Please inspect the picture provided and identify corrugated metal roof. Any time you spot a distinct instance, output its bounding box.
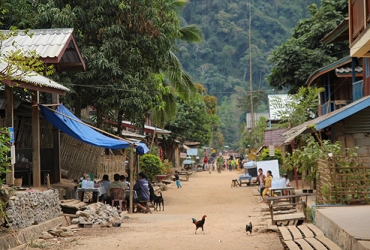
[282,96,370,144]
[264,128,289,146]
[0,61,69,92]
[335,66,363,74]
[1,29,73,59]
[0,29,85,71]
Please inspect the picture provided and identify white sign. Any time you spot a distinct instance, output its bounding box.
[257,159,280,179]
[269,145,275,156]
[180,153,187,158]
[11,145,16,165]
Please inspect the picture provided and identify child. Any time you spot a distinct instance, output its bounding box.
[174,171,182,188]
[262,170,273,199]
[284,174,290,195]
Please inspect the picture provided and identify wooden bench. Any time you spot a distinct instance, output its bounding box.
[231,179,239,187]
[266,194,312,226]
[178,171,191,181]
[278,224,341,250]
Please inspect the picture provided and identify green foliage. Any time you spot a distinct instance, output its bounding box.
[270,86,324,127]
[177,0,320,146]
[139,154,163,182]
[0,128,11,186]
[267,0,348,92]
[239,116,268,150]
[260,148,283,165]
[166,94,213,145]
[284,136,358,181]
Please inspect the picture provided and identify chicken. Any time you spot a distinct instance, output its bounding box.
[192,215,207,234]
[246,222,252,235]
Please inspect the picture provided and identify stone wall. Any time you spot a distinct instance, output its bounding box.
[6,189,62,228]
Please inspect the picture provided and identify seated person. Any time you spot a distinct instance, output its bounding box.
[98,174,110,201]
[105,173,128,205]
[120,175,130,189]
[132,172,151,213]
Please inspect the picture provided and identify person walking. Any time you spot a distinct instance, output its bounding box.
[174,171,182,188]
[203,156,208,171]
[216,154,224,173]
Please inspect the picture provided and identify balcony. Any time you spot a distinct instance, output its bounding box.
[349,0,370,56]
[353,80,364,101]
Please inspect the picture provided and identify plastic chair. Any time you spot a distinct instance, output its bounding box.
[110,188,126,211]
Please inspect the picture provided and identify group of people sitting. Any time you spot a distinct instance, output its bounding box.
[99,172,154,213]
[255,168,290,201]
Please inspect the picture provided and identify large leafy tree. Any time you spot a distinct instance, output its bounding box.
[3,0,198,133]
[267,0,348,93]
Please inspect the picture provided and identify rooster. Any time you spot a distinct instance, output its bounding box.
[246,222,252,235]
[192,215,207,234]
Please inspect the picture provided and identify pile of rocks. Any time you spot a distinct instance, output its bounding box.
[41,224,77,239]
[71,202,123,227]
[6,189,61,228]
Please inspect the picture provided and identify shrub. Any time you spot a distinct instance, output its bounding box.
[139,154,163,181]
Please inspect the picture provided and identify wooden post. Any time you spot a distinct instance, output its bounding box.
[5,86,14,185]
[291,140,299,189]
[32,91,41,187]
[52,94,61,184]
[129,146,134,213]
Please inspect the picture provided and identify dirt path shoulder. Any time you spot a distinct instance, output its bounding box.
[24,171,284,250]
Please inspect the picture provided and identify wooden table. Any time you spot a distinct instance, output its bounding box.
[269,186,295,196]
[75,187,106,202]
[265,193,313,225]
[264,193,312,205]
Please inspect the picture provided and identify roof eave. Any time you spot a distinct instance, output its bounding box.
[306,56,352,86]
[320,18,349,44]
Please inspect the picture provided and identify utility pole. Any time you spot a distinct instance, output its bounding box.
[249,2,254,129]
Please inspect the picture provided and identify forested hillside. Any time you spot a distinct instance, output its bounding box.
[178,0,320,147]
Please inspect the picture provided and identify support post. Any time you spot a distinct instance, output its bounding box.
[52,94,61,184]
[291,140,299,189]
[129,146,134,213]
[32,91,41,187]
[5,86,14,185]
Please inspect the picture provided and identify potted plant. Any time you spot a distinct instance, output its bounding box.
[140,154,163,182]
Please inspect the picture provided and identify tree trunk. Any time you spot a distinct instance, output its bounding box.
[117,110,124,136]
[74,86,81,119]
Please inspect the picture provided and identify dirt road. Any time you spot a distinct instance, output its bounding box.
[30,170,283,250]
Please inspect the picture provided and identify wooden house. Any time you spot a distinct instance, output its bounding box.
[1,29,85,187]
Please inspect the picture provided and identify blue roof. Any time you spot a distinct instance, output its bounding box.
[283,96,370,144]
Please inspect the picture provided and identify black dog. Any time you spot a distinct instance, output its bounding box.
[153,191,164,211]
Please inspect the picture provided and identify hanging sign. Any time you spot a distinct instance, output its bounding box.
[8,127,14,143]
[269,145,275,156]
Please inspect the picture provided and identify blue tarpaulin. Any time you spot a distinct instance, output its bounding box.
[40,104,149,155]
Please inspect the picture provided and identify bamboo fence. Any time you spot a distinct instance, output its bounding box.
[97,154,127,181]
[60,134,102,180]
[316,156,370,204]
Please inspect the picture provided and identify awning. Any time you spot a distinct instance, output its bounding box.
[282,96,370,144]
[40,104,149,154]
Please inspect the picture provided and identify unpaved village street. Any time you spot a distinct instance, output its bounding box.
[25,170,283,250]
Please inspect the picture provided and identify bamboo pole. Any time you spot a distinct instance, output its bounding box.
[129,146,134,214]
